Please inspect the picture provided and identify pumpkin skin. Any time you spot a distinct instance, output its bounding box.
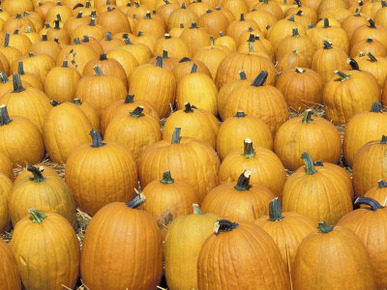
[197,219,290,289]
[216,111,273,160]
[9,165,76,228]
[164,204,220,290]
[72,98,100,131]
[0,104,44,166]
[282,153,353,225]
[274,110,342,171]
[104,106,161,162]
[138,128,220,202]
[352,135,387,197]
[43,101,92,164]
[10,209,80,290]
[0,173,12,233]
[201,170,275,221]
[219,138,286,197]
[337,197,387,289]
[65,130,138,216]
[292,221,375,289]
[0,239,21,290]
[80,196,163,290]
[343,102,387,167]
[364,180,387,206]
[0,150,13,179]
[255,198,316,270]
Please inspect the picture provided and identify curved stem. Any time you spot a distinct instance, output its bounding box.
[50,100,61,106]
[28,209,47,224]
[0,105,12,126]
[171,127,181,144]
[318,221,334,233]
[179,57,191,63]
[296,67,305,73]
[234,170,252,191]
[301,109,313,124]
[160,170,174,184]
[27,165,46,182]
[214,219,239,235]
[347,58,360,70]
[126,193,146,209]
[242,138,255,158]
[90,129,106,147]
[129,106,144,118]
[251,71,268,87]
[268,197,284,221]
[354,197,384,210]
[301,152,317,175]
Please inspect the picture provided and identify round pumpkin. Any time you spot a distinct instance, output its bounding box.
[364,180,387,206]
[0,239,21,290]
[0,173,12,233]
[0,150,13,179]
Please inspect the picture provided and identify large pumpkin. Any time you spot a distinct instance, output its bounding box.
[10,209,80,290]
[197,219,290,289]
[80,194,163,290]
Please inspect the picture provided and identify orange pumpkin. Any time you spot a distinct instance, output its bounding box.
[0,173,12,233]
[0,239,21,289]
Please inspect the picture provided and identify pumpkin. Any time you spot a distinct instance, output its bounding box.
[104,106,161,161]
[106,47,139,81]
[72,98,100,131]
[80,35,104,56]
[341,10,370,41]
[337,197,387,289]
[72,18,106,41]
[356,52,387,87]
[221,71,289,134]
[352,135,387,197]
[343,102,387,167]
[14,164,58,184]
[198,8,230,38]
[76,65,127,116]
[276,67,324,111]
[282,153,353,225]
[119,37,152,64]
[201,170,275,221]
[9,164,76,228]
[274,109,341,171]
[0,34,22,70]
[0,239,21,290]
[351,18,387,50]
[29,35,61,61]
[172,57,211,83]
[153,34,191,58]
[197,219,290,289]
[46,19,71,46]
[80,194,163,290]
[134,11,166,39]
[164,204,220,290]
[364,180,387,206]
[97,6,131,34]
[217,111,273,160]
[193,42,229,80]
[1,0,34,16]
[219,138,286,196]
[9,62,43,91]
[147,50,181,72]
[292,221,375,289]
[0,150,13,179]
[129,56,176,118]
[65,130,138,216]
[323,69,381,125]
[350,37,387,58]
[43,101,92,163]
[218,0,248,19]
[10,209,80,290]
[255,198,316,270]
[63,11,91,37]
[0,104,44,166]
[0,173,12,233]
[7,30,32,56]
[226,13,260,41]
[167,3,199,30]
[99,31,125,53]
[276,49,310,72]
[138,127,220,202]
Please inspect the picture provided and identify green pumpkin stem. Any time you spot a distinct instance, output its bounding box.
[162,50,168,59]
[90,129,106,147]
[179,57,191,63]
[3,33,9,47]
[99,53,107,60]
[239,71,247,80]
[301,152,317,175]
[370,102,381,112]
[302,109,314,124]
[314,160,324,166]
[323,18,330,28]
[0,72,8,83]
[292,27,300,37]
[368,18,376,28]
[268,198,284,221]
[214,219,239,235]
[27,165,46,182]
[347,58,360,70]
[89,18,96,26]
[184,102,194,113]
[50,100,61,106]
[93,66,104,76]
[191,63,198,73]
[73,98,82,105]
[334,70,350,81]
[156,56,163,68]
[367,52,377,62]
[234,110,247,118]
[160,170,174,184]
[124,94,134,103]
[193,203,203,214]
[171,127,181,144]
[62,60,69,67]
[234,170,252,191]
[378,179,387,188]
[190,22,198,29]
[295,0,302,7]
[17,62,25,75]
[354,197,384,210]
[73,37,81,44]
[251,71,268,87]
[130,106,144,118]
[42,34,48,41]
[296,67,305,74]
[242,138,255,158]
[323,40,332,49]
[381,135,387,144]
[28,208,47,224]
[240,13,245,21]
[54,19,60,29]
[0,105,12,126]
[318,221,334,233]
[126,193,146,209]
[12,74,26,93]
[76,11,83,18]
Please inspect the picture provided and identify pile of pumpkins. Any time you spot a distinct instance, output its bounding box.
[0,0,386,288]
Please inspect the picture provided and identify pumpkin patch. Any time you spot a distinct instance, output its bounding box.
[0,0,387,288]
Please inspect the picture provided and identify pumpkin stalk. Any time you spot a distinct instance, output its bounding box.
[292,27,300,37]
[380,135,387,144]
[11,74,26,93]
[367,52,377,62]
[27,165,46,182]
[0,105,12,126]
[234,170,252,191]
[160,171,174,184]
[354,197,384,210]
[214,219,239,235]
[162,50,168,59]
[301,109,313,124]
[335,70,350,81]
[171,127,181,144]
[99,54,108,61]
[93,66,104,76]
[268,198,284,221]
[370,102,381,112]
[378,179,387,188]
[0,72,8,83]
[347,58,360,70]
[242,138,255,158]
[62,60,69,67]
[193,203,202,214]
[301,152,317,175]
[251,71,268,87]
[129,106,144,118]
[190,63,198,73]
[239,71,247,80]
[90,130,106,147]
[156,56,163,68]
[296,67,306,74]
[73,98,82,105]
[126,193,146,209]
[318,221,334,233]
[234,111,247,118]
[184,102,194,113]
[28,208,47,224]
[323,40,332,49]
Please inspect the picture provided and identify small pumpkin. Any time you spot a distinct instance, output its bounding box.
[364,180,387,206]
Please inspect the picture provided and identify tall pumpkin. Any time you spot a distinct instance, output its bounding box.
[80,195,163,290]
[65,130,138,216]
[197,219,290,289]
[10,209,80,290]
[164,204,220,290]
